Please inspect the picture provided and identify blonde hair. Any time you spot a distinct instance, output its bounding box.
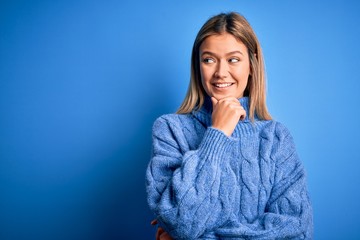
[177,12,272,121]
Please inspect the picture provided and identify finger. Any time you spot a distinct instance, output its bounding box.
[217,98,241,107]
[211,97,218,107]
[156,227,165,240]
[239,108,247,121]
[220,100,241,109]
[226,104,246,120]
[160,231,173,240]
[151,219,158,225]
[155,228,160,240]
[217,96,240,103]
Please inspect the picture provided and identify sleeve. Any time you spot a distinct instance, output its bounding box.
[214,123,313,239]
[264,125,313,239]
[146,116,238,240]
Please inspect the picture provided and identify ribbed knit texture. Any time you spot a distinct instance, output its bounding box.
[146,97,313,239]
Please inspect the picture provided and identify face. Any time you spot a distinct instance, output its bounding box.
[199,33,250,100]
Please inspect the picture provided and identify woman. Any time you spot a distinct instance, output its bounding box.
[146,12,313,239]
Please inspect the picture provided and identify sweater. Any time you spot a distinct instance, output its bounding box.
[146,97,313,239]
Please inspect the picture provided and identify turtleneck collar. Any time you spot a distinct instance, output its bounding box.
[191,96,268,137]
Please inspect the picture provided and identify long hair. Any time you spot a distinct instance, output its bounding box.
[176,12,271,121]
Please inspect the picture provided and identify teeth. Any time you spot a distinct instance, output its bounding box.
[214,83,233,88]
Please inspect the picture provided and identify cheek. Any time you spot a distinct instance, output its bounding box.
[199,66,207,90]
[200,66,211,84]
[235,65,250,81]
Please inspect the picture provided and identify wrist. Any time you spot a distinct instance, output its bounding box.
[211,125,232,137]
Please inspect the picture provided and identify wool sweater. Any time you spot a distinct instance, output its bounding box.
[146,97,313,239]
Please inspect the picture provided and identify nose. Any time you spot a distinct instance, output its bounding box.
[215,60,229,78]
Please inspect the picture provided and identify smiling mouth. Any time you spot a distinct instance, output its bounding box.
[213,83,235,88]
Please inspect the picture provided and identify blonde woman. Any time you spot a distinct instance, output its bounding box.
[146,12,313,240]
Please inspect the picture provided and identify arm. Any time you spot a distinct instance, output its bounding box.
[264,128,313,239]
[215,123,313,239]
[146,116,238,240]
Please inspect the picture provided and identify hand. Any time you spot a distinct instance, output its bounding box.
[151,219,173,240]
[156,227,173,240]
[211,97,246,136]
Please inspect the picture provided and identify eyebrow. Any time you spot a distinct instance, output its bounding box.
[200,50,244,57]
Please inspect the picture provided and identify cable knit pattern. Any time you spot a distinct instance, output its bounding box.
[146,97,313,239]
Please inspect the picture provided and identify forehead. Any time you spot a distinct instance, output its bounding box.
[200,33,248,54]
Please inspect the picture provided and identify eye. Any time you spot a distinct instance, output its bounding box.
[228,58,240,63]
[202,58,215,64]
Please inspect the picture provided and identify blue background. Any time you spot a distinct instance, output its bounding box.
[1,0,359,239]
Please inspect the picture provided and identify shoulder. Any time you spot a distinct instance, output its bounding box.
[153,113,192,129]
[152,113,197,138]
[152,113,204,152]
[259,120,292,140]
[258,120,297,161]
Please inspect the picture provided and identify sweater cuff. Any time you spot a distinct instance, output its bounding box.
[197,127,236,162]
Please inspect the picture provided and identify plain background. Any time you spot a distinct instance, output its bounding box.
[1,0,360,239]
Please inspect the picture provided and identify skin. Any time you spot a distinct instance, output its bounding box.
[151,220,172,240]
[200,33,251,136]
[151,33,252,240]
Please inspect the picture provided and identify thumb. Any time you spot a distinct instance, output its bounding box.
[211,97,218,107]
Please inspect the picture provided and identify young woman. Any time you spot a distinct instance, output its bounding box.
[146,12,313,240]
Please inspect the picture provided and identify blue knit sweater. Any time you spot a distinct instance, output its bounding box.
[146,97,313,239]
